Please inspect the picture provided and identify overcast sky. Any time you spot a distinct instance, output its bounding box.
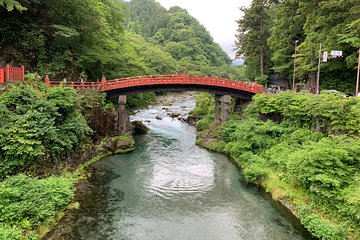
[155,0,252,59]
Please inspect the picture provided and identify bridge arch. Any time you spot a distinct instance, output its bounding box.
[45,74,263,133]
[101,74,262,100]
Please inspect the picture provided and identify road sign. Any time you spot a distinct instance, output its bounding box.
[323,51,328,62]
[331,51,343,57]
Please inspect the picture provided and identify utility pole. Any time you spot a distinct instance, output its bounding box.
[228,59,230,78]
[356,48,360,96]
[293,40,299,91]
[316,43,322,94]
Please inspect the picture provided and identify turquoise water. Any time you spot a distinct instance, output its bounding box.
[45,95,309,240]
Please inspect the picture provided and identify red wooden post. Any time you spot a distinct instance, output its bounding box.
[182,72,187,81]
[44,75,50,86]
[101,75,106,91]
[21,65,25,81]
[5,64,10,82]
[0,69,4,84]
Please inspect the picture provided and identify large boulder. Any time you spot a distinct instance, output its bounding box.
[131,120,150,134]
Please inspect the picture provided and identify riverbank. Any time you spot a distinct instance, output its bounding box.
[0,83,136,240]
[40,93,191,239]
[43,92,308,240]
[193,92,360,240]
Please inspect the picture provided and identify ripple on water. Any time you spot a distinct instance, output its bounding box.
[45,94,310,240]
[147,161,215,200]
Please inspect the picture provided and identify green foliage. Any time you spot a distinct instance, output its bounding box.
[235,0,272,80]
[0,0,126,79]
[127,0,230,76]
[239,0,359,92]
[190,93,215,118]
[0,174,76,239]
[127,93,157,109]
[0,0,26,12]
[0,84,92,177]
[246,91,360,136]
[194,91,360,239]
[0,224,24,240]
[254,75,269,85]
[298,208,347,240]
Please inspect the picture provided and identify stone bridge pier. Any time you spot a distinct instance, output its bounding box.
[214,95,231,124]
[118,95,132,134]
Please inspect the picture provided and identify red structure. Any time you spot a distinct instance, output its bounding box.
[45,73,264,96]
[0,64,25,83]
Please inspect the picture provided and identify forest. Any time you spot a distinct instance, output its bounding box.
[236,0,359,93]
[0,0,241,239]
[1,0,360,239]
[0,0,244,81]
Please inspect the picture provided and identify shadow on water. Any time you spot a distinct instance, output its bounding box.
[44,165,125,240]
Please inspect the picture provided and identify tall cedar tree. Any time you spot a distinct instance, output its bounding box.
[235,0,271,81]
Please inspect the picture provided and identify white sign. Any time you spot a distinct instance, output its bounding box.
[331,51,343,57]
[323,51,328,62]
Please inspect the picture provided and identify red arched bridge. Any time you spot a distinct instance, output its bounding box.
[45,73,264,127]
[44,73,263,100]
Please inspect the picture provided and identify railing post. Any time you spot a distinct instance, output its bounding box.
[44,75,50,86]
[101,75,106,91]
[0,69,4,84]
[21,65,25,81]
[182,72,187,81]
[5,64,10,82]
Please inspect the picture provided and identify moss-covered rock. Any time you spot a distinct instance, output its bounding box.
[98,134,135,154]
[131,120,150,134]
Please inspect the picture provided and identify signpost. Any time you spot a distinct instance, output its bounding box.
[317,46,343,95]
[316,43,322,94]
[331,51,343,57]
[356,48,360,96]
[323,51,328,62]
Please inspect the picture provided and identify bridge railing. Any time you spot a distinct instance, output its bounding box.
[44,73,264,94]
[0,64,25,83]
[103,74,263,94]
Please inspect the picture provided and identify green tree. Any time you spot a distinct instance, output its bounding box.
[0,0,126,80]
[235,0,272,81]
[268,0,305,80]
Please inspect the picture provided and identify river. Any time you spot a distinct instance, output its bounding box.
[46,93,310,240]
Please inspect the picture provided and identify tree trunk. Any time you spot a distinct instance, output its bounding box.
[260,17,264,76]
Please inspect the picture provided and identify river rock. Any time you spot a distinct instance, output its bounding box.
[170,112,181,118]
[177,116,187,122]
[131,120,150,134]
[186,114,198,125]
[155,116,163,120]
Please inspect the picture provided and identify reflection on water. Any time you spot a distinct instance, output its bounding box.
[45,94,310,240]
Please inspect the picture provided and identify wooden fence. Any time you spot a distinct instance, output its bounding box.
[0,64,25,83]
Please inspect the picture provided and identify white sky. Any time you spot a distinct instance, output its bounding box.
[155,0,252,59]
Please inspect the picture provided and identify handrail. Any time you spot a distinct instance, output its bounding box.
[44,74,264,94]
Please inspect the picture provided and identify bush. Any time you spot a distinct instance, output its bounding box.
[0,84,92,177]
[193,90,360,238]
[0,174,76,239]
[0,225,24,240]
[0,174,75,226]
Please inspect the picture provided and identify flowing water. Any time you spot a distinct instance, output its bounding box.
[46,93,310,240]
